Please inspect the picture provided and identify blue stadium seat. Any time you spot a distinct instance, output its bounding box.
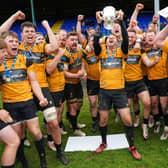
[9,14,167,40]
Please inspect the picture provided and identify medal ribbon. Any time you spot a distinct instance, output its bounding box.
[24,42,34,58]
[106,48,116,62]
[66,47,79,60]
[128,46,133,52]
[3,55,18,79]
[117,36,121,43]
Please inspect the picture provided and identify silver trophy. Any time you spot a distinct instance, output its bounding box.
[101,6,119,30]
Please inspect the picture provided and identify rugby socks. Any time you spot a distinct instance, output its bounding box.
[91,116,99,132]
[54,143,69,165]
[99,126,107,144]
[59,121,63,128]
[66,111,70,121]
[34,138,47,168]
[135,110,140,116]
[69,114,78,130]
[16,139,29,168]
[59,120,65,129]
[1,165,14,168]
[76,110,80,117]
[47,134,53,142]
[143,118,149,125]
[163,113,168,126]
[92,116,98,123]
[113,107,118,114]
[153,114,160,123]
[55,143,62,154]
[158,102,163,115]
[124,125,134,147]
[34,138,46,159]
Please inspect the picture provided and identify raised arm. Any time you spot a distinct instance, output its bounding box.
[154,23,168,50]
[150,14,159,33]
[117,10,128,54]
[76,14,86,44]
[93,11,103,56]
[42,20,59,54]
[0,10,25,34]
[130,3,144,24]
[128,3,144,32]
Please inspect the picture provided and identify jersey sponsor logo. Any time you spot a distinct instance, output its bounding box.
[147,49,162,58]
[69,59,82,70]
[126,55,141,64]
[0,69,27,84]
[101,58,122,69]
[18,50,44,64]
[86,55,99,65]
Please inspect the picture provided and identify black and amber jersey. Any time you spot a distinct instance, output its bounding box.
[61,47,83,84]
[142,48,168,80]
[125,48,143,81]
[98,45,127,89]
[82,49,100,81]
[18,41,48,87]
[46,54,65,92]
[0,54,34,103]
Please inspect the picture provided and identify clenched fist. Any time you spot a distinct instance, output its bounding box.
[39,98,48,107]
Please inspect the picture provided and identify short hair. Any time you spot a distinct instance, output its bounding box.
[67,32,78,39]
[0,39,7,49]
[86,27,95,32]
[146,29,156,34]
[127,29,136,34]
[36,32,43,36]
[0,31,19,40]
[21,21,36,32]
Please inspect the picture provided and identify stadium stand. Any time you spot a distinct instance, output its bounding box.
[9,14,167,40]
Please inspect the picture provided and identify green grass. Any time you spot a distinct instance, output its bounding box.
[1,96,168,168]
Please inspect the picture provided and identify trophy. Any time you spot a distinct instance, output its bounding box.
[101,6,119,30]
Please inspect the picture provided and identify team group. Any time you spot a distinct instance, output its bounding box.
[0,3,168,168]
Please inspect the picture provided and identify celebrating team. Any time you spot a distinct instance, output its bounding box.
[0,2,168,167]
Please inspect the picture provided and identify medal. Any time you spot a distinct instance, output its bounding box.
[3,55,18,82]
[6,77,11,82]
[108,57,113,62]
[107,48,116,62]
